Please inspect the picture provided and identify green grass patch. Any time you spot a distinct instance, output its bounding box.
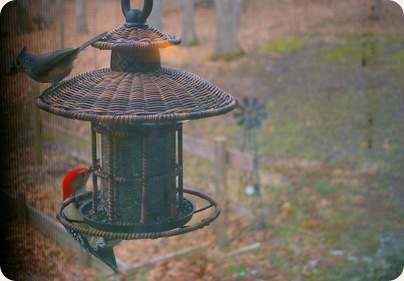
[225,265,248,278]
[333,34,404,70]
[264,37,305,55]
[269,251,294,267]
[314,180,336,194]
[317,43,382,65]
[386,49,404,70]
[337,33,404,42]
[271,224,301,238]
[209,50,246,62]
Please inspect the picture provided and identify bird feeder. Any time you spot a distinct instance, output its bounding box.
[37,0,237,240]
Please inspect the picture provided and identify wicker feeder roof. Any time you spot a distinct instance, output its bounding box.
[37,67,237,124]
[37,23,237,124]
[92,25,181,50]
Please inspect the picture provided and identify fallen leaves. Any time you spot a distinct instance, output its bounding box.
[3,223,96,281]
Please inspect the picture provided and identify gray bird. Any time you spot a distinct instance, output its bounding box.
[14,31,108,84]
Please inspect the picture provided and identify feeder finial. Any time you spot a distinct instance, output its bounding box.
[122,0,153,27]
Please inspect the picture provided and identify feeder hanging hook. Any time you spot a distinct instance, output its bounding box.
[122,0,153,27]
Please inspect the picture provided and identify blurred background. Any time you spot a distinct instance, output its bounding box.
[0,0,403,280]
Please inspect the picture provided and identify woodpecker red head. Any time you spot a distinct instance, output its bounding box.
[62,166,91,200]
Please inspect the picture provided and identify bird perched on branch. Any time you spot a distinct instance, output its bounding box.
[13,31,107,84]
[61,164,120,274]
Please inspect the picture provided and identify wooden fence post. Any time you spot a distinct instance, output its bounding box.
[214,136,227,249]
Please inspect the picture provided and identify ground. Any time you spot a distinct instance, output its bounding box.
[0,0,404,280]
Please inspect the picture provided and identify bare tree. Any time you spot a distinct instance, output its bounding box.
[41,0,52,28]
[76,0,88,34]
[56,0,64,47]
[149,0,162,30]
[371,0,383,20]
[214,0,243,58]
[16,0,33,34]
[181,0,198,46]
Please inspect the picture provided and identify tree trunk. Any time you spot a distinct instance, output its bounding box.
[214,0,243,58]
[16,0,33,34]
[371,0,383,20]
[76,0,88,34]
[149,0,162,30]
[56,0,64,47]
[41,0,52,28]
[181,0,198,46]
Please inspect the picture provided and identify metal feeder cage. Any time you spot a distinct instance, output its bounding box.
[37,0,237,240]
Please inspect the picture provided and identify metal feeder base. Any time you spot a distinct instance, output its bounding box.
[57,189,220,240]
[79,196,196,233]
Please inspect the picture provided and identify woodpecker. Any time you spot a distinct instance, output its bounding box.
[61,165,120,274]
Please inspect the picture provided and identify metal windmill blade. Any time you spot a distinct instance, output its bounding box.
[234,97,267,130]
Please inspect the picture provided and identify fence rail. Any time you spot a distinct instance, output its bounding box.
[43,122,255,172]
[183,134,254,172]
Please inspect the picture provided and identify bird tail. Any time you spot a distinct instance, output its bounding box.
[92,247,119,274]
[60,212,119,274]
[79,31,108,51]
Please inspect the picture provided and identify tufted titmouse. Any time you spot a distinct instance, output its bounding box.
[13,31,108,84]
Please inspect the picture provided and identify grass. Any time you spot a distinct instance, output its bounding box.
[190,32,404,279]
[264,37,305,55]
[319,33,404,68]
[386,48,404,70]
[209,50,246,62]
[225,265,248,278]
[337,33,404,42]
[313,180,337,194]
[183,127,402,281]
[317,43,383,65]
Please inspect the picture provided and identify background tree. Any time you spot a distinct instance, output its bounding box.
[371,0,383,20]
[16,0,33,34]
[213,0,243,58]
[41,0,52,29]
[76,0,88,34]
[149,0,162,30]
[56,0,65,47]
[181,0,198,46]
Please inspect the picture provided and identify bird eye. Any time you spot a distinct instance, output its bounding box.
[15,59,21,67]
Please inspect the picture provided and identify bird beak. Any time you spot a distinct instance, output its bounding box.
[79,168,92,192]
[85,166,92,182]
[87,163,93,174]
[87,159,100,175]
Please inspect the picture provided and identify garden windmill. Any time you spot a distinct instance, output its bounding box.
[233,97,267,201]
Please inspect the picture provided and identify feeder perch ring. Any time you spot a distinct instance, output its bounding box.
[56,189,220,240]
